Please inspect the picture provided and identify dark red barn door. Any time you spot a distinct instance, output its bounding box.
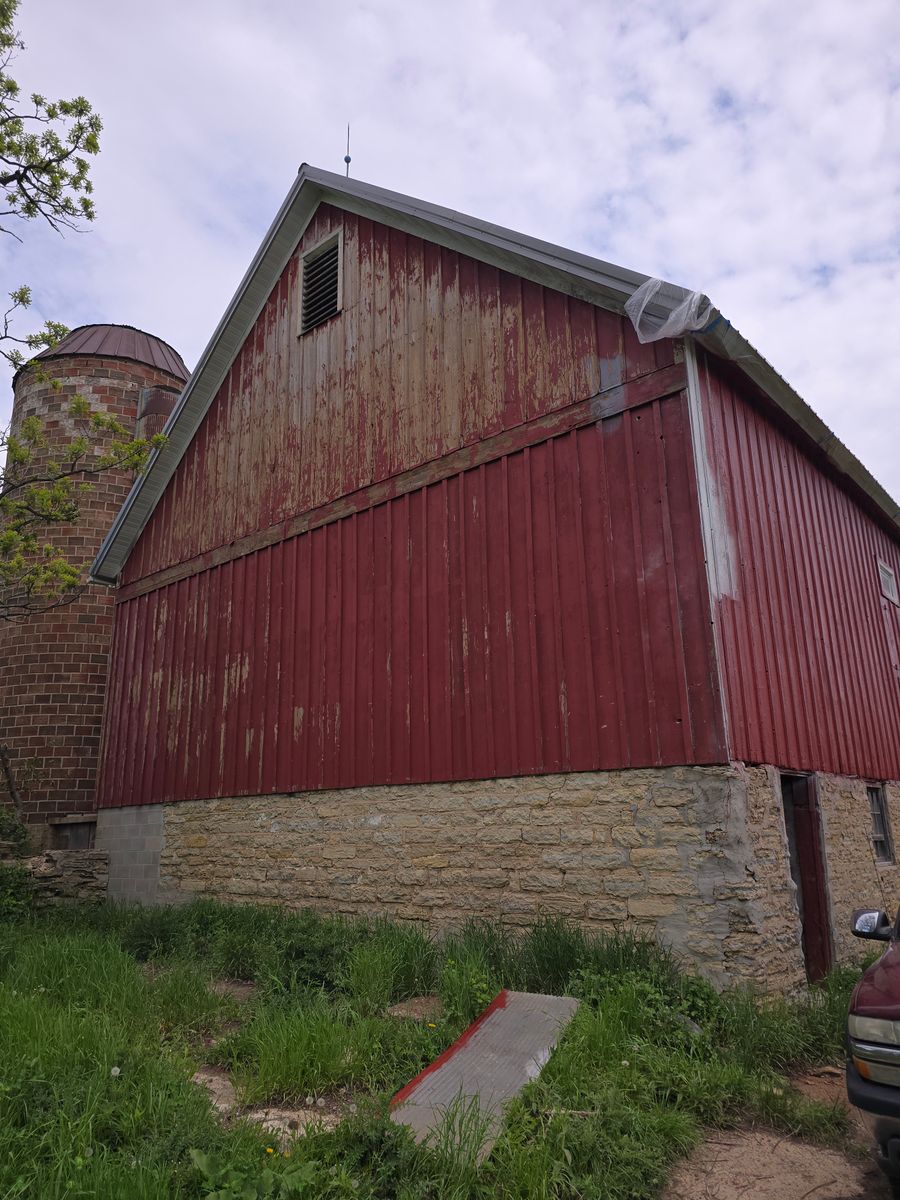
[781,773,833,982]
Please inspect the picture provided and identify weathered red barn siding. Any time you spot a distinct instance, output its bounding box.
[124,205,674,584]
[99,391,724,807]
[698,351,900,781]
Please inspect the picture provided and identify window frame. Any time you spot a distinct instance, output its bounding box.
[878,558,899,607]
[298,228,343,336]
[868,783,895,864]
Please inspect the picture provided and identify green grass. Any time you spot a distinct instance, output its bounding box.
[0,900,864,1199]
[218,992,445,1104]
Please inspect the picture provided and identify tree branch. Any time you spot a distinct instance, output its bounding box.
[0,744,24,823]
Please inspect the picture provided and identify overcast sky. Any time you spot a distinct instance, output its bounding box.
[2,0,898,501]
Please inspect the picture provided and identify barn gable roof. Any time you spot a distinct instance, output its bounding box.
[90,165,899,583]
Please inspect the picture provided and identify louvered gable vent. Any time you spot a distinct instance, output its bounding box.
[301,235,341,334]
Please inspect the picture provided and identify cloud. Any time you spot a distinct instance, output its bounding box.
[1,0,898,502]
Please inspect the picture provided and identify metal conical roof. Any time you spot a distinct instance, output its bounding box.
[24,323,189,382]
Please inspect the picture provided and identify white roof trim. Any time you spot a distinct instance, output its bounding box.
[91,165,899,584]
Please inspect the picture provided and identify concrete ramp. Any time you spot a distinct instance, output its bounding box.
[390,989,579,1154]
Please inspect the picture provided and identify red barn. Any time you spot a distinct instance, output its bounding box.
[90,167,900,988]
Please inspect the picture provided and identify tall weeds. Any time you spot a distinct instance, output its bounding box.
[0,901,865,1199]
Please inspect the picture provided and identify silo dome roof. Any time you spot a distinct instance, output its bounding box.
[21,323,189,383]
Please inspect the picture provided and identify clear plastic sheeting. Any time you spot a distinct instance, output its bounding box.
[625,278,715,344]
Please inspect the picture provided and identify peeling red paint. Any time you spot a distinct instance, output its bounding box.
[390,990,511,1110]
[123,207,675,586]
[98,390,724,808]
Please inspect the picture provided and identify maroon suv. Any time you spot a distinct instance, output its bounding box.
[849,908,900,1194]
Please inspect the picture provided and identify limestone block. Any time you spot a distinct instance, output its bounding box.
[628,896,679,918]
[520,871,565,891]
[560,828,594,845]
[586,899,629,921]
[478,827,523,844]
[541,851,585,870]
[582,849,628,870]
[522,828,561,845]
[411,854,450,869]
[611,826,645,848]
[603,871,645,897]
[644,874,697,897]
[461,870,509,889]
[651,786,690,807]
[629,848,682,869]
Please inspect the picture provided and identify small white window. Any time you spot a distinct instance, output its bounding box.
[878,559,899,607]
[300,231,342,335]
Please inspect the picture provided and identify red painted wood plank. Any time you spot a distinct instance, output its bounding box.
[101,393,728,807]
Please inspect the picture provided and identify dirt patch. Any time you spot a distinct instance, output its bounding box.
[191,1066,238,1115]
[243,1097,345,1145]
[191,1064,352,1145]
[386,995,442,1022]
[792,1067,873,1151]
[210,979,259,1003]
[661,1128,889,1200]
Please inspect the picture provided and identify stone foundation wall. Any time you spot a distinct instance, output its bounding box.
[144,765,804,990]
[732,763,806,981]
[25,849,108,905]
[94,765,900,989]
[818,775,900,961]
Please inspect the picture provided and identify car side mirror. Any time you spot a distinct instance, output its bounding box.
[851,908,893,941]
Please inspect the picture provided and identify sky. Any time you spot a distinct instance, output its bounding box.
[2,0,899,501]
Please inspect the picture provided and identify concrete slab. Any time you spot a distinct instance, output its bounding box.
[390,989,578,1156]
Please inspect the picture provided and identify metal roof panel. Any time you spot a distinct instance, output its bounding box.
[25,323,189,383]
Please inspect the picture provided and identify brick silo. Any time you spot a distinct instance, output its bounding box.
[0,325,188,847]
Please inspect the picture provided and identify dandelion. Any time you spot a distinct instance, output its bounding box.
[305,1095,314,1106]
[265,1147,274,1154]
[110,1066,121,1078]
[427,1022,437,1028]
[621,1060,629,1068]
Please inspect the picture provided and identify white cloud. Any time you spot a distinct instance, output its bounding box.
[1,0,898,501]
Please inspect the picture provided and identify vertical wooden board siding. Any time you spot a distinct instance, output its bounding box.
[123,205,675,584]
[98,393,725,808]
[699,352,900,782]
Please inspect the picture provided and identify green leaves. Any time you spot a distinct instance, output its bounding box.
[1,393,162,622]
[0,0,102,377]
[0,284,71,371]
[190,1147,327,1199]
[0,2,102,233]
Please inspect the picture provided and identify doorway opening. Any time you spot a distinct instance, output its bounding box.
[781,773,833,982]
